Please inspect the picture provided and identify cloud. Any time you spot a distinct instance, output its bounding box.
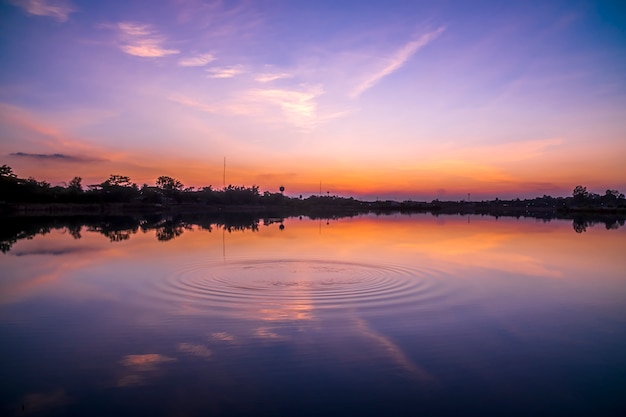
[116,22,179,58]
[168,95,217,113]
[121,43,179,58]
[9,152,105,163]
[352,26,446,97]
[9,0,74,22]
[255,72,292,83]
[117,22,152,36]
[207,66,244,78]
[441,137,566,166]
[249,85,324,129]
[169,86,341,131]
[179,53,216,67]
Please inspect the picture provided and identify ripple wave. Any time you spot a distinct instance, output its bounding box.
[149,259,453,317]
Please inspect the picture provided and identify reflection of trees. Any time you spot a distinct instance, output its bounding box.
[67,224,82,239]
[572,216,625,233]
[0,213,267,252]
[607,219,624,230]
[573,218,589,233]
[0,217,62,253]
[87,217,139,242]
[2,211,625,252]
[155,222,189,242]
[103,230,132,242]
[221,220,259,233]
[0,241,13,253]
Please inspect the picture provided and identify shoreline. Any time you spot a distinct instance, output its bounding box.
[1,201,625,221]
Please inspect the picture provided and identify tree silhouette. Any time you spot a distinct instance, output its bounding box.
[156,176,184,191]
[156,176,184,203]
[573,185,589,205]
[105,175,132,187]
[0,165,17,178]
[68,177,83,192]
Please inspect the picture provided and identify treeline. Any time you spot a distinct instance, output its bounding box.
[370,186,626,215]
[1,164,624,214]
[0,165,366,212]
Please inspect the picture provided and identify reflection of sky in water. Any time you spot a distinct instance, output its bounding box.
[1,214,625,416]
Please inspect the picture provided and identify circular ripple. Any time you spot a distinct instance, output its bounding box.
[150,259,451,317]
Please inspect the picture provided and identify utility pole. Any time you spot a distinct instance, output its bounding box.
[223,157,226,188]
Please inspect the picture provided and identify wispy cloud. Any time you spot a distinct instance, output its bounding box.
[207,66,244,78]
[9,0,75,22]
[116,22,179,58]
[0,103,121,162]
[249,85,324,129]
[352,26,446,97]
[178,53,216,67]
[169,86,341,131]
[450,137,566,164]
[117,22,152,37]
[168,95,217,113]
[255,72,292,83]
[9,152,106,163]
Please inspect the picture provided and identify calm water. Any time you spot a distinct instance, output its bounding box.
[1,214,625,416]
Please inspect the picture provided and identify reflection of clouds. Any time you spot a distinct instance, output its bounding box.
[117,354,176,387]
[211,332,235,342]
[117,374,145,388]
[254,327,284,340]
[0,257,95,305]
[258,302,313,321]
[177,343,212,358]
[121,353,176,370]
[397,233,563,278]
[353,318,432,382]
[12,246,99,257]
[21,388,71,414]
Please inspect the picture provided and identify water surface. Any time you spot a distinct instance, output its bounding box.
[1,214,625,416]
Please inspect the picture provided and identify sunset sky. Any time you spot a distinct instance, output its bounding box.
[1,0,625,200]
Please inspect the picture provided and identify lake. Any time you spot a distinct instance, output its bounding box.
[1,213,625,416]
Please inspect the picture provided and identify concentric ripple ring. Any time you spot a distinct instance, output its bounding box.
[150,259,452,317]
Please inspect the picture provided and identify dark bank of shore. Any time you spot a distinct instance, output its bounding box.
[2,165,624,220]
[2,199,625,218]
[1,201,624,254]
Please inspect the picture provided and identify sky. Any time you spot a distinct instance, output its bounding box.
[0,0,625,200]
